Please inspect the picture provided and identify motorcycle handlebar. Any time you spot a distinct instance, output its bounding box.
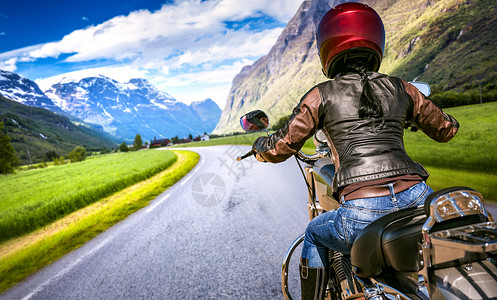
[236,149,326,162]
[236,149,256,161]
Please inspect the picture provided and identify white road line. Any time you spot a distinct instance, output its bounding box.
[180,175,193,186]
[197,157,205,169]
[146,194,170,213]
[22,237,113,300]
[146,154,203,212]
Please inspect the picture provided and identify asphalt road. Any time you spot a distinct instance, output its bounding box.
[2,145,496,300]
[1,145,310,300]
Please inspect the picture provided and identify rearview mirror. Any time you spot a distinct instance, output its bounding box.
[408,81,431,97]
[240,110,270,132]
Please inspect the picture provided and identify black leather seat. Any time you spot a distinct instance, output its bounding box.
[350,206,426,278]
[350,186,489,278]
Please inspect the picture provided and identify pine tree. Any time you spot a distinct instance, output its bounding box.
[0,121,18,174]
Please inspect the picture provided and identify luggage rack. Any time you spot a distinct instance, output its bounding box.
[429,222,497,265]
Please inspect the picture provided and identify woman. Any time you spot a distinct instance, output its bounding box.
[251,3,459,299]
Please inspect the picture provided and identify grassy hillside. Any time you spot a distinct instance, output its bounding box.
[0,150,177,242]
[404,102,496,173]
[0,95,117,165]
[403,102,497,199]
[377,0,497,94]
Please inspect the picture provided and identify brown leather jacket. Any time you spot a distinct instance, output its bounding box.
[253,72,459,192]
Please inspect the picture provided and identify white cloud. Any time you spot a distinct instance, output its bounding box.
[0,44,41,63]
[162,59,254,87]
[26,0,300,65]
[3,0,304,107]
[197,60,254,84]
[0,57,17,72]
[165,82,233,108]
[151,59,254,107]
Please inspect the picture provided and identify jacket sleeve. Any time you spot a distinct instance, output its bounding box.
[252,86,323,163]
[402,80,459,143]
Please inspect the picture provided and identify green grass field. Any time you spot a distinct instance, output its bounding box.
[403,103,497,200]
[0,150,177,242]
[403,103,497,173]
[0,150,199,293]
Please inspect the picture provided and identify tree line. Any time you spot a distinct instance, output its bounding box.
[119,134,143,152]
[0,129,201,175]
[0,120,90,174]
[0,124,146,174]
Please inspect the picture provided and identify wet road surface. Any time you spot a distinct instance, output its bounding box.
[1,146,309,300]
[3,145,496,299]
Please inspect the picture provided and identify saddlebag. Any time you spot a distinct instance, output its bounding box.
[351,186,492,278]
[351,206,426,278]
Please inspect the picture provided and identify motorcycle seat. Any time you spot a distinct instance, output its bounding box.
[350,192,490,278]
[350,206,426,278]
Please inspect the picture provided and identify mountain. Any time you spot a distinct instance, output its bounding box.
[0,70,60,112]
[213,0,336,134]
[0,94,117,165]
[213,0,497,135]
[189,98,222,133]
[374,0,497,92]
[44,75,221,141]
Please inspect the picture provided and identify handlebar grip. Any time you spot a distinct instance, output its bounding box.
[237,149,256,161]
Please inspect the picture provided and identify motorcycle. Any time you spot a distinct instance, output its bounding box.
[236,83,497,300]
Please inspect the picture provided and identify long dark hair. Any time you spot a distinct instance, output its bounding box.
[343,60,383,119]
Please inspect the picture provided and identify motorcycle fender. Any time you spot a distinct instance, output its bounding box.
[430,259,497,300]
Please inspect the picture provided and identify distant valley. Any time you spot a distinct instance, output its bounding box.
[0,69,222,165]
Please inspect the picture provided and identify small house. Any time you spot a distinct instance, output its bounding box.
[150,137,170,148]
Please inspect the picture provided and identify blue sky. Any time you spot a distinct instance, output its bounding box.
[0,0,303,108]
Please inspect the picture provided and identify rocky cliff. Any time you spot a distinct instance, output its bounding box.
[213,0,340,134]
[214,0,497,134]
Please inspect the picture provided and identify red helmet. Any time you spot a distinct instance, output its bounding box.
[317,3,385,78]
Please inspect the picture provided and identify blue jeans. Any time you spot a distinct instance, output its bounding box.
[302,181,433,268]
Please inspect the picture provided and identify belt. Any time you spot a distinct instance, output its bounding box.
[343,180,421,201]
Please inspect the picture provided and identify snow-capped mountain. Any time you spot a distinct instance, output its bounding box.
[0,70,60,111]
[0,70,221,141]
[44,75,221,141]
